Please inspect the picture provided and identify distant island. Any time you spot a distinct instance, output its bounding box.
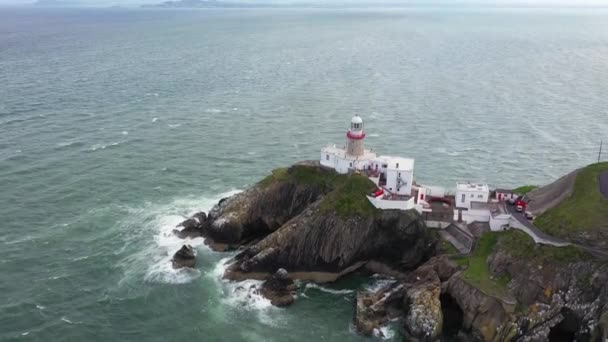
[143,0,274,8]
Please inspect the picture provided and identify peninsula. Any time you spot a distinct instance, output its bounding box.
[172,116,608,341]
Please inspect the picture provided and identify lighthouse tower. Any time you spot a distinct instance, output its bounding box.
[346,115,366,157]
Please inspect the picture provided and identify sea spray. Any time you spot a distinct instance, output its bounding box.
[118,190,241,286]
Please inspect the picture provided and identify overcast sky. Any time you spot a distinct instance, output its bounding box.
[0,0,604,6]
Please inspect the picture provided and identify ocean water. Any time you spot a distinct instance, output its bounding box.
[1,6,607,341]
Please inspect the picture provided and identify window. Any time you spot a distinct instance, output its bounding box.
[349,162,352,167]
[461,194,465,203]
[478,194,483,199]
[470,194,474,198]
[396,163,399,168]
[326,154,329,161]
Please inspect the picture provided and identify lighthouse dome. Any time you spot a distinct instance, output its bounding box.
[351,115,363,125]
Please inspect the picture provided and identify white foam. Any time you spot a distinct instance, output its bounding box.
[36,305,45,310]
[204,108,223,114]
[61,317,73,324]
[364,275,396,293]
[209,258,281,327]
[373,325,396,340]
[304,283,354,295]
[152,117,158,122]
[122,131,128,135]
[168,124,181,128]
[119,190,241,286]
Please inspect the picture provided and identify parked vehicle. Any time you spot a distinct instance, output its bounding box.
[524,211,534,220]
[514,195,527,212]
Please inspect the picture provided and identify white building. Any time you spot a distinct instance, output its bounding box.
[454,182,490,210]
[368,156,414,196]
[453,182,514,231]
[320,115,419,212]
[320,115,377,174]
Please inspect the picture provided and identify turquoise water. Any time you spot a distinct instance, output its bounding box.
[1,7,607,341]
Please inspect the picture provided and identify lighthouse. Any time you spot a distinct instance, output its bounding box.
[320,115,377,174]
[346,115,365,157]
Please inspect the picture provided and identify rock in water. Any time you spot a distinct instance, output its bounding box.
[173,212,207,239]
[260,268,297,307]
[172,245,196,269]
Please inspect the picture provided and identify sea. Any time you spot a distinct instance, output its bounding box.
[1,5,607,341]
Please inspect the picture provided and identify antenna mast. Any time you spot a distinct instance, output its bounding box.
[599,140,603,163]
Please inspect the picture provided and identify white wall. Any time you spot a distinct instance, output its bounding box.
[386,169,412,195]
[496,192,517,201]
[455,189,489,209]
[320,151,336,169]
[461,208,491,223]
[367,196,416,211]
[490,214,511,231]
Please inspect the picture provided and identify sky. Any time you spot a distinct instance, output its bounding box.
[0,0,604,6]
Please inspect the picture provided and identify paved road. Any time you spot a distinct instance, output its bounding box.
[506,204,608,259]
[506,204,570,245]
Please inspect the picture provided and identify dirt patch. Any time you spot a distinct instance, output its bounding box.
[600,171,608,199]
[526,169,578,215]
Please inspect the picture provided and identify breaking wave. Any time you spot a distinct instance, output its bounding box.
[118,189,241,286]
[304,283,354,295]
[209,257,282,327]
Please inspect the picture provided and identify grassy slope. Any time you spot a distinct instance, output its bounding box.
[534,162,608,240]
[513,185,538,194]
[497,230,591,263]
[457,229,591,298]
[319,174,379,218]
[259,165,379,218]
[459,233,510,297]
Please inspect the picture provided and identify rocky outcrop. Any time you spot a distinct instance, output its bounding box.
[175,164,336,247]
[173,212,207,239]
[487,247,608,341]
[444,275,511,341]
[226,206,434,277]
[402,257,458,341]
[354,256,459,340]
[259,268,297,307]
[172,244,196,269]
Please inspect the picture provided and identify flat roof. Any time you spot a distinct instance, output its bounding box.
[375,155,414,170]
[457,182,489,192]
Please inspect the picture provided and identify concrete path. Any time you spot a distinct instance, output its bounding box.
[439,230,471,254]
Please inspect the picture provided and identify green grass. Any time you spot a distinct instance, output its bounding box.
[497,229,592,263]
[461,233,510,297]
[259,165,379,218]
[258,165,347,190]
[319,174,379,218]
[513,185,538,194]
[534,162,608,241]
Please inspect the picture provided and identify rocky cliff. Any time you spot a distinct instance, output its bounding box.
[172,162,607,341]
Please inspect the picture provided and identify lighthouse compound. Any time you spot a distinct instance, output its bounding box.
[319,116,533,234]
[320,115,421,211]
